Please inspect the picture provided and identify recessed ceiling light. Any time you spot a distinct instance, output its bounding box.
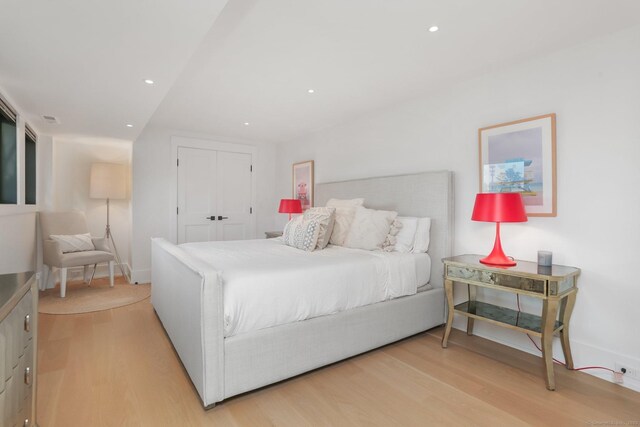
[307,89,315,94]
[244,122,250,126]
[144,79,155,85]
[428,26,439,32]
[126,124,134,128]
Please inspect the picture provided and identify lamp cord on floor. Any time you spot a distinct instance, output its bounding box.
[515,295,617,374]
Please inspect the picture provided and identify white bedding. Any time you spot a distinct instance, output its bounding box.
[413,252,431,287]
[180,238,430,337]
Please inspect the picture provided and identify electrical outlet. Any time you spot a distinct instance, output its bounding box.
[613,372,624,384]
[615,363,638,379]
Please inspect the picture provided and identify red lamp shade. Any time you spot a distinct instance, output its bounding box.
[472,193,527,266]
[278,198,302,220]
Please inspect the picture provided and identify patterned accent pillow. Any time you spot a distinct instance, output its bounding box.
[302,207,336,249]
[283,216,321,252]
[382,219,403,252]
[50,233,95,253]
[392,217,419,253]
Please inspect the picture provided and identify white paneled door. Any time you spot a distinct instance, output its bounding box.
[177,146,253,244]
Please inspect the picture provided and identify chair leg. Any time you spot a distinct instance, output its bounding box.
[88,264,98,287]
[83,265,90,283]
[60,268,68,298]
[41,265,49,291]
[45,265,55,289]
[109,261,115,287]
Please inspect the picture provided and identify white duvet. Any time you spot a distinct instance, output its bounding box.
[180,238,427,337]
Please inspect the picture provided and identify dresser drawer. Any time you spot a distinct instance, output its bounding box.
[4,367,17,427]
[22,390,33,427]
[446,265,546,294]
[21,342,34,401]
[2,310,20,376]
[0,280,35,427]
[19,291,33,347]
[0,390,5,427]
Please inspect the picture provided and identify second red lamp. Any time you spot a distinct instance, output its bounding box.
[278,198,302,220]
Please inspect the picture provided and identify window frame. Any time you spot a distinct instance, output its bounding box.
[0,93,39,215]
[24,124,37,205]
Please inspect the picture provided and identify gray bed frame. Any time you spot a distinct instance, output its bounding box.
[151,170,454,408]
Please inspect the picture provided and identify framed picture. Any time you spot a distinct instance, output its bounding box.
[479,113,556,217]
[292,160,314,211]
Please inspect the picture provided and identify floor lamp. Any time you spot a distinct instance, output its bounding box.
[90,162,129,282]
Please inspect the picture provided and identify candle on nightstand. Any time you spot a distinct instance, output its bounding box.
[538,251,553,267]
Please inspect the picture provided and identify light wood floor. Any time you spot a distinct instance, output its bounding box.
[37,283,640,426]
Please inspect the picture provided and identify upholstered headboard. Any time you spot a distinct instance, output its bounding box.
[315,170,454,288]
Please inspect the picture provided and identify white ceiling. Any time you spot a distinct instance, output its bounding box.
[0,0,228,139]
[2,0,640,143]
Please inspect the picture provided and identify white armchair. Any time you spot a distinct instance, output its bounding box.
[40,212,115,297]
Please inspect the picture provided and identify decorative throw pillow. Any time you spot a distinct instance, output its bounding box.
[411,217,432,253]
[326,198,364,246]
[382,219,403,252]
[393,217,419,253]
[302,207,336,249]
[282,216,321,252]
[343,207,398,251]
[50,233,95,253]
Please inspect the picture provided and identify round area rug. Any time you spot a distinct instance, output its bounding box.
[39,280,151,315]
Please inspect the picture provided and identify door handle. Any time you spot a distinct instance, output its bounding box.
[206,216,216,221]
[217,216,228,220]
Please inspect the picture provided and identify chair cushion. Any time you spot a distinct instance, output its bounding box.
[50,233,95,253]
[59,250,114,267]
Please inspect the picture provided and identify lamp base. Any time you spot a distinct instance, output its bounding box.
[479,254,516,267]
[480,222,517,267]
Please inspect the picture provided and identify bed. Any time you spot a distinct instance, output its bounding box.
[151,170,454,408]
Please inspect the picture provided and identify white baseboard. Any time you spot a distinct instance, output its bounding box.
[452,320,640,392]
[130,269,151,284]
[569,338,640,392]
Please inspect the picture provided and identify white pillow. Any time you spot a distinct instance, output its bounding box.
[326,198,365,246]
[302,207,336,249]
[282,216,321,252]
[343,207,398,251]
[394,217,419,253]
[50,233,95,253]
[411,218,432,253]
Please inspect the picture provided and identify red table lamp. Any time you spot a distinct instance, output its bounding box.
[278,198,302,220]
[472,193,527,267]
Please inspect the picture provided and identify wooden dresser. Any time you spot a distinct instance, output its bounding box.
[0,272,37,427]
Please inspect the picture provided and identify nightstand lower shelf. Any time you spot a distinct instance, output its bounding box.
[454,301,562,337]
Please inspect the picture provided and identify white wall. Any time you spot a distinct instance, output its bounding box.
[130,126,278,283]
[275,25,640,388]
[51,137,132,279]
[0,88,52,276]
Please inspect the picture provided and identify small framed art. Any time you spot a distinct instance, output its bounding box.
[479,113,556,217]
[292,160,314,211]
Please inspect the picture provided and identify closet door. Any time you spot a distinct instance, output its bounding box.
[215,151,253,241]
[177,147,218,243]
[177,146,253,244]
